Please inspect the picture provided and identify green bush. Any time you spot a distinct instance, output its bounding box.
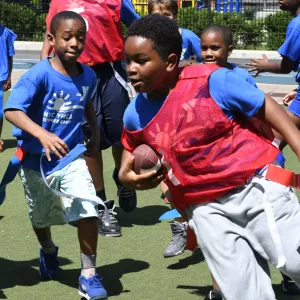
[264,11,292,50]
[0,1,46,41]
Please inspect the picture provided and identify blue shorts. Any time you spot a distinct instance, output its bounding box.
[81,61,130,150]
[0,81,3,120]
[288,85,300,118]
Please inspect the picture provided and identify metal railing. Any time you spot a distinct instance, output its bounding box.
[0,0,292,49]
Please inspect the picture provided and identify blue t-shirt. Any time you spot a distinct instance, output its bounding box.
[180,28,201,62]
[124,68,264,131]
[5,58,97,175]
[278,15,300,83]
[121,0,140,26]
[0,25,17,82]
[231,63,257,87]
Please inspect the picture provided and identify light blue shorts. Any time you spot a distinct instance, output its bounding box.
[19,155,98,228]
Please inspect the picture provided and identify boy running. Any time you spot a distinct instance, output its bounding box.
[4,11,108,299]
[119,14,300,300]
[0,24,17,151]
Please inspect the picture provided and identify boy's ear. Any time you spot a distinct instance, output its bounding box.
[228,44,234,57]
[166,53,178,72]
[47,32,55,47]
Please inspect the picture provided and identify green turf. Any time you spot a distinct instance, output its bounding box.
[0,92,299,299]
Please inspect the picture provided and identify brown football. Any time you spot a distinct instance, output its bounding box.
[133,144,162,175]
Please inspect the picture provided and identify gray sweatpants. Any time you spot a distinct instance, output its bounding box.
[188,175,300,300]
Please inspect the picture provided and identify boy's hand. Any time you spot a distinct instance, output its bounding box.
[3,77,12,91]
[119,156,165,190]
[282,90,297,106]
[38,131,69,161]
[85,132,100,157]
[247,54,269,76]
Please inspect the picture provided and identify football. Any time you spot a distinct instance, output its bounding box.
[133,144,162,175]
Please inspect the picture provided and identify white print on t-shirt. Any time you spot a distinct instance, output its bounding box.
[43,86,89,125]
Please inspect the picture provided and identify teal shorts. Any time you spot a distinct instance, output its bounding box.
[19,155,98,228]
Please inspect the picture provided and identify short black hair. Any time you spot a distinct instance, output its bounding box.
[148,0,178,17]
[50,11,86,36]
[127,14,182,62]
[201,25,233,46]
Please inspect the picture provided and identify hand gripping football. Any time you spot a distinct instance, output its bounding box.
[133,144,162,175]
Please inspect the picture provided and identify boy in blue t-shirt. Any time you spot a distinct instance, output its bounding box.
[201,24,257,87]
[0,25,17,151]
[247,1,300,127]
[148,0,201,62]
[120,14,300,300]
[4,11,108,300]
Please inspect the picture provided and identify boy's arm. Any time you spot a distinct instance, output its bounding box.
[119,149,164,190]
[84,100,100,155]
[3,56,13,91]
[120,0,140,27]
[4,110,69,161]
[247,54,294,77]
[256,94,300,159]
[40,30,52,60]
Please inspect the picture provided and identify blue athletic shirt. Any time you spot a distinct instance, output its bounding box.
[121,0,140,26]
[231,63,257,87]
[124,68,264,131]
[0,25,17,82]
[5,58,97,175]
[278,14,300,83]
[180,28,202,62]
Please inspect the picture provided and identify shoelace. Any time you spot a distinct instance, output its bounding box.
[99,204,118,224]
[117,185,135,198]
[88,275,103,288]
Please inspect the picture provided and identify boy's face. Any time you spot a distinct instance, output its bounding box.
[279,0,300,11]
[125,36,176,97]
[201,31,232,67]
[48,19,86,62]
[151,5,176,20]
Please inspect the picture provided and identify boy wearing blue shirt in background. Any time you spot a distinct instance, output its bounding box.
[247,1,300,294]
[5,11,108,300]
[0,24,16,152]
[201,25,257,87]
[148,0,201,63]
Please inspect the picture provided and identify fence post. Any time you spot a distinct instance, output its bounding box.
[208,0,212,26]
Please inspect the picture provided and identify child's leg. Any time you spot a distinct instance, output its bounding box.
[188,185,276,300]
[56,156,107,298]
[19,167,63,280]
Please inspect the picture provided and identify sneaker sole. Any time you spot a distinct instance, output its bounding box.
[98,231,122,237]
[163,245,185,258]
[78,290,108,300]
[282,282,300,295]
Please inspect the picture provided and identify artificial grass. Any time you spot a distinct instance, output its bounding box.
[0,92,298,299]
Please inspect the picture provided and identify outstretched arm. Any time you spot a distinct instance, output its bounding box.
[247,55,294,77]
[256,94,300,159]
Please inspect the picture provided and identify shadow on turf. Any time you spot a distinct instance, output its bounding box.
[1,139,17,152]
[116,205,170,227]
[0,256,73,299]
[58,258,150,297]
[176,283,298,299]
[167,248,205,270]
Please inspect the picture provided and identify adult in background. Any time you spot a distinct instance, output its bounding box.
[40,0,140,237]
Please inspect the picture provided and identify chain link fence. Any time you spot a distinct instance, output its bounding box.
[0,0,292,49]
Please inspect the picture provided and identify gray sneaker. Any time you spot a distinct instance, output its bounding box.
[163,221,188,257]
